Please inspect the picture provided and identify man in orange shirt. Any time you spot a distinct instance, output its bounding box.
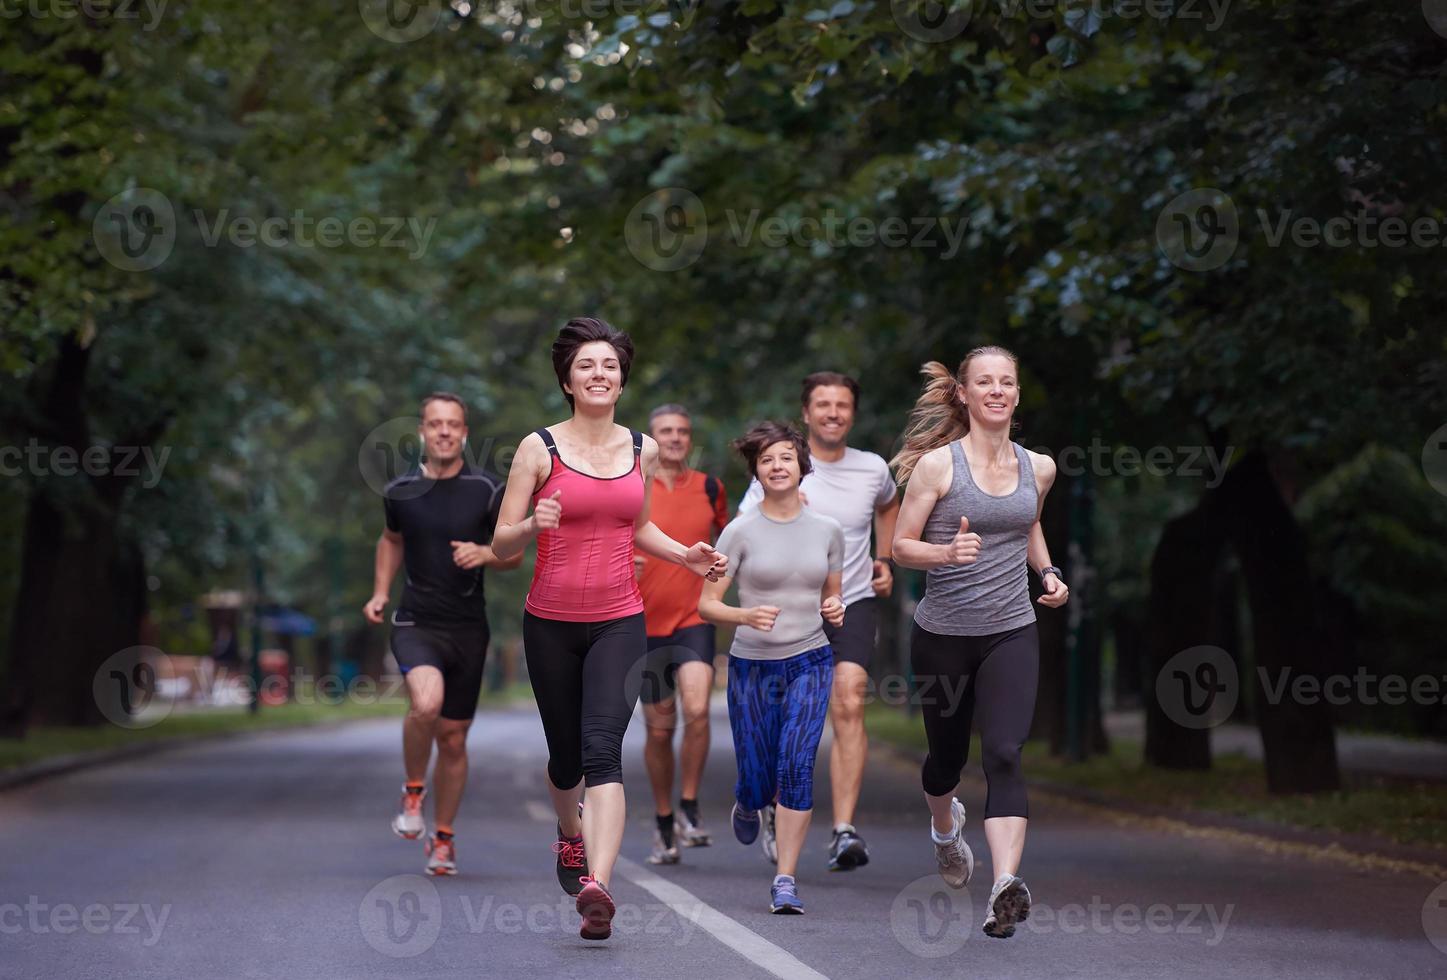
[636,404,730,865]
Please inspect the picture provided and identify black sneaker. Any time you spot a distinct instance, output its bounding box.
[827,824,870,871]
[553,803,588,896]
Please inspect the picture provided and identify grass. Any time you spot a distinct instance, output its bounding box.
[0,680,534,773]
[866,702,1447,852]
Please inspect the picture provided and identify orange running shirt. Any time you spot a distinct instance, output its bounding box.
[638,469,729,638]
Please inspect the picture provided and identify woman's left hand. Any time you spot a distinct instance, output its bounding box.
[685,542,728,581]
[820,595,845,627]
[1037,572,1069,608]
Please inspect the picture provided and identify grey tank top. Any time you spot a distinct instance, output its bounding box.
[914,440,1038,637]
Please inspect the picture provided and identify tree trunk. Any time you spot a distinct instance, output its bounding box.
[4,333,150,729]
[1220,451,1340,793]
[1143,500,1229,769]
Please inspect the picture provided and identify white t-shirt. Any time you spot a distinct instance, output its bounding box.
[738,446,897,606]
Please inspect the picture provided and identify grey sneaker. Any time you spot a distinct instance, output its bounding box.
[761,804,778,864]
[932,797,975,888]
[675,807,712,847]
[647,824,680,865]
[983,874,1032,938]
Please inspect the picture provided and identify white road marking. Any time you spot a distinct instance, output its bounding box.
[522,802,829,979]
[615,856,831,980]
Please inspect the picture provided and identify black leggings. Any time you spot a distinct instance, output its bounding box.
[910,621,1039,819]
[523,610,647,789]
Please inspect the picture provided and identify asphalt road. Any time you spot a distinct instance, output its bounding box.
[2,699,1445,979]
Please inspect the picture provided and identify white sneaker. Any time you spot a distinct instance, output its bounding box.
[760,804,778,864]
[646,825,680,865]
[983,874,1031,938]
[932,797,974,888]
[425,834,457,876]
[391,786,426,840]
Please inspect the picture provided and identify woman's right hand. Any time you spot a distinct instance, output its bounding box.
[745,605,781,631]
[532,490,562,531]
[947,516,982,564]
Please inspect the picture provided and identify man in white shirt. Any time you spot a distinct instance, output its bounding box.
[738,371,899,871]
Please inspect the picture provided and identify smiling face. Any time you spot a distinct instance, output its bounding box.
[564,341,625,412]
[959,353,1019,429]
[755,439,803,494]
[802,384,855,450]
[650,413,692,466]
[419,398,467,466]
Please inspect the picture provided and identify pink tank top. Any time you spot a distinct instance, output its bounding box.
[525,426,646,622]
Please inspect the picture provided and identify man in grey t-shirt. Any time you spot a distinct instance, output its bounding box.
[737,371,900,871]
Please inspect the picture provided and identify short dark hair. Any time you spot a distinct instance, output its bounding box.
[648,403,691,429]
[800,371,861,409]
[551,316,635,409]
[731,421,812,478]
[420,391,467,422]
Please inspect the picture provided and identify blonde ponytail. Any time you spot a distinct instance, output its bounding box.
[889,346,1019,484]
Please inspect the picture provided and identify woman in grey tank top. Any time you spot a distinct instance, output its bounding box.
[889,346,1070,940]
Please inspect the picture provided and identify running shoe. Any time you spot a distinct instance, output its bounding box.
[675,803,712,847]
[647,823,680,865]
[425,833,457,876]
[827,824,870,871]
[553,803,588,896]
[760,804,778,864]
[982,874,1032,939]
[576,876,616,941]
[391,785,426,840]
[731,802,760,845]
[769,875,804,915]
[932,797,975,888]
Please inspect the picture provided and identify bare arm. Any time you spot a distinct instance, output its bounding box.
[1027,452,1069,608]
[490,433,553,561]
[634,436,727,577]
[819,569,845,626]
[892,448,981,570]
[363,528,404,623]
[699,575,779,631]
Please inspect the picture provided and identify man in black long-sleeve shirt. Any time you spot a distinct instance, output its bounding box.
[364,392,520,875]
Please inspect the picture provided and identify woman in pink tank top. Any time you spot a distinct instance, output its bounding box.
[490,317,727,942]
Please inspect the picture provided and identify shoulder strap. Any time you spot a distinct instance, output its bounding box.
[704,474,721,510]
[631,429,644,457]
[536,427,559,457]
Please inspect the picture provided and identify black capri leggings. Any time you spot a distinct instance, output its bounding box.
[523,610,647,789]
[910,621,1039,819]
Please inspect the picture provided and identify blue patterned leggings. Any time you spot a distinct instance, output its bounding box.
[727,646,834,812]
